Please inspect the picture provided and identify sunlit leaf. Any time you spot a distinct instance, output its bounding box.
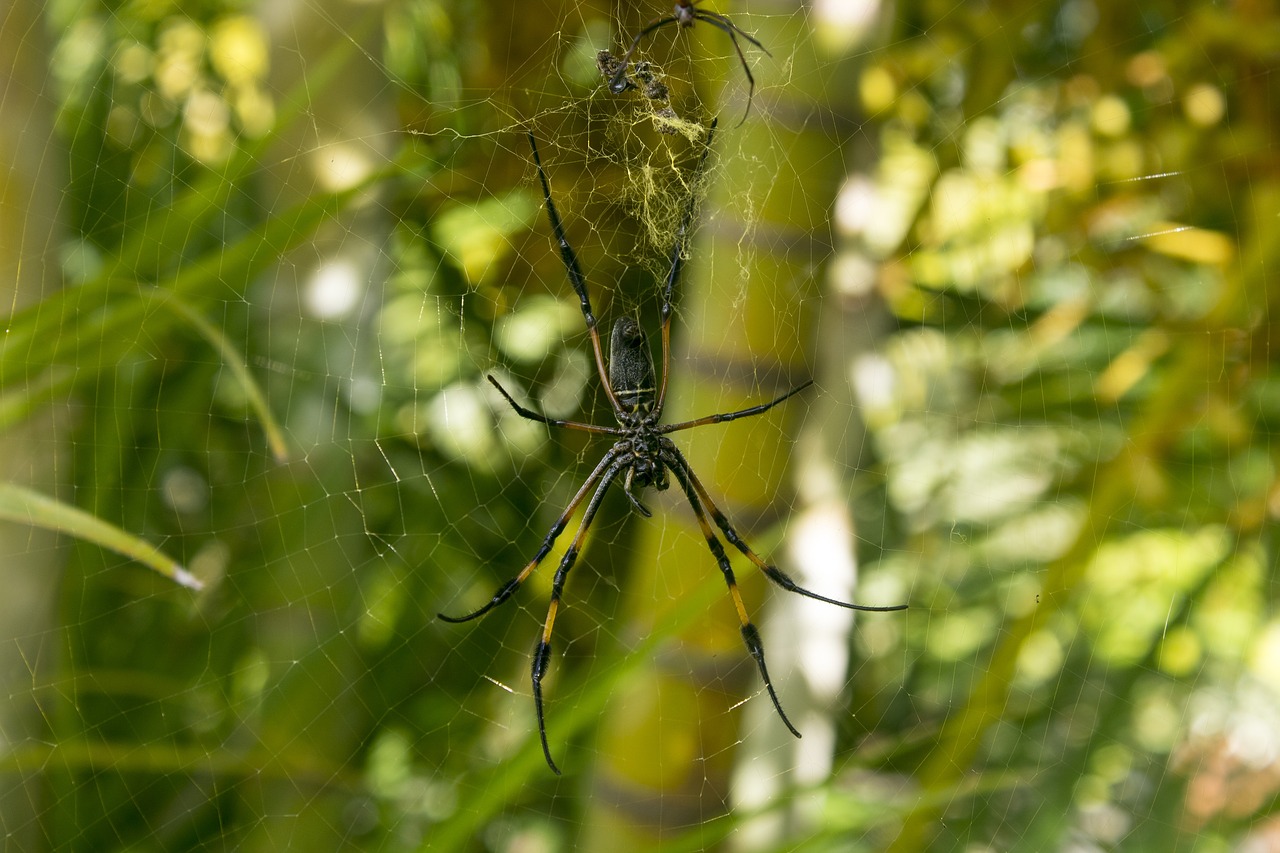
[0,483,201,590]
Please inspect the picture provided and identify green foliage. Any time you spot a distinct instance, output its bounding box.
[2,0,1278,851]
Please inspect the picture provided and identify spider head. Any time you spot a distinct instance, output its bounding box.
[630,450,668,491]
[608,316,656,418]
[675,0,697,27]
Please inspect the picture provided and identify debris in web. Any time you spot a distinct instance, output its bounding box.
[597,49,683,135]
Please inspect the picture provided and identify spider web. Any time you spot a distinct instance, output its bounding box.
[1,0,1277,850]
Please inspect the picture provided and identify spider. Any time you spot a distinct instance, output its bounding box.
[607,0,772,126]
[438,121,906,775]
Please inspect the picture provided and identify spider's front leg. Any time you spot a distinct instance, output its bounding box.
[435,450,623,625]
[661,447,801,736]
[660,441,907,737]
[440,450,626,775]
[677,455,908,614]
[692,9,772,126]
[621,466,654,518]
[608,14,680,94]
[531,459,626,774]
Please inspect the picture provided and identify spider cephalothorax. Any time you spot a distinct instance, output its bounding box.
[439,121,906,774]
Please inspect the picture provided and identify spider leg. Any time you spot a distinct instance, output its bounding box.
[608,15,680,94]
[533,457,627,774]
[436,448,624,624]
[488,375,623,435]
[622,466,654,517]
[695,8,771,54]
[660,380,814,434]
[663,448,800,737]
[655,119,718,416]
[527,133,624,416]
[671,448,908,613]
[694,11,768,126]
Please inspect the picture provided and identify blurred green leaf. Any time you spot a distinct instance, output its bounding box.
[0,483,200,589]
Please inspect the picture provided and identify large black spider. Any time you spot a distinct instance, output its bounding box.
[438,122,906,775]
[608,0,772,126]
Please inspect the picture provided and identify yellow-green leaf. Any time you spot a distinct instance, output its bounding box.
[0,483,201,590]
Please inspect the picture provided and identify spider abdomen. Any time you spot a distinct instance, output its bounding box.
[608,317,657,417]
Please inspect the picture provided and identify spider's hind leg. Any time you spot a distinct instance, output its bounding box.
[527,133,623,416]
[655,118,717,414]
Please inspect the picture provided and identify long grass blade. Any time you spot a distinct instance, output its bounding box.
[0,483,202,590]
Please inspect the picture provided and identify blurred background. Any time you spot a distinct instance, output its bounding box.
[1,0,1277,850]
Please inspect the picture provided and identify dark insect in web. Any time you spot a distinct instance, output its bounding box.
[437,120,907,775]
[608,0,772,126]
[597,50,679,134]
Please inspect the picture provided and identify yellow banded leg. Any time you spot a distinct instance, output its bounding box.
[531,460,626,774]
